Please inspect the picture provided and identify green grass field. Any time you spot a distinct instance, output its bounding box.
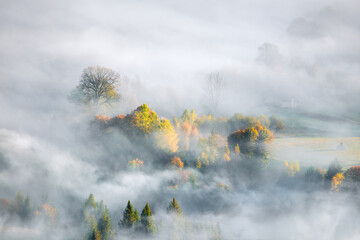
[268,137,360,169]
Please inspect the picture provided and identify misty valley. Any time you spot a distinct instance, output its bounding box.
[1,1,360,239]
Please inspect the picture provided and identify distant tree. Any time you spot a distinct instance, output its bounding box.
[119,201,136,229]
[169,156,184,169]
[344,166,360,182]
[127,104,159,134]
[196,158,202,169]
[204,72,225,113]
[98,208,114,240]
[222,145,231,162]
[269,116,284,132]
[325,160,342,181]
[257,115,270,128]
[189,110,197,124]
[167,198,183,216]
[22,195,33,222]
[234,144,241,156]
[83,194,98,225]
[140,203,156,234]
[13,191,24,216]
[331,173,344,192]
[305,166,323,183]
[70,66,120,112]
[181,109,190,122]
[153,119,179,152]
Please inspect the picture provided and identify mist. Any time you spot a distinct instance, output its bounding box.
[1,0,360,239]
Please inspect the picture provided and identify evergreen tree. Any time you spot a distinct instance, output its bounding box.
[134,208,140,223]
[88,217,102,240]
[83,194,98,225]
[119,200,136,229]
[140,203,156,234]
[22,195,33,222]
[13,191,24,216]
[98,208,114,240]
[167,198,183,216]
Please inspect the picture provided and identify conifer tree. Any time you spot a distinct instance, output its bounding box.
[140,203,156,234]
[119,200,136,229]
[83,194,98,225]
[98,208,114,240]
[134,208,140,223]
[88,216,102,240]
[167,198,183,216]
[13,191,24,216]
[22,195,33,222]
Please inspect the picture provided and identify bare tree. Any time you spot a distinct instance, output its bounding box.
[204,72,225,113]
[70,66,121,112]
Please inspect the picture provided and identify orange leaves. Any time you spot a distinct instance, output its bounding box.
[169,156,184,169]
[94,114,111,122]
[331,173,344,192]
[284,161,300,176]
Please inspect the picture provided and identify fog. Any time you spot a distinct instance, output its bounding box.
[0,0,360,239]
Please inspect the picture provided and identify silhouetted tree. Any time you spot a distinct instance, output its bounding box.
[70,66,120,112]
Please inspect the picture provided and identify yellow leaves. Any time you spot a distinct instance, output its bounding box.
[285,161,300,176]
[196,158,202,168]
[128,158,144,169]
[217,182,231,191]
[331,173,344,192]
[169,156,184,169]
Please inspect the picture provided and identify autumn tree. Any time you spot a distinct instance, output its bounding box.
[222,145,231,162]
[325,160,342,181]
[153,119,179,153]
[169,156,184,169]
[140,203,156,234]
[127,104,159,134]
[70,66,121,112]
[167,198,183,216]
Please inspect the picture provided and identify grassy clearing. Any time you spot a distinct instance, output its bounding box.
[268,136,360,168]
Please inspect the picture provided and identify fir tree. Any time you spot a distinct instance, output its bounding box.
[88,216,102,240]
[134,208,140,223]
[13,191,24,216]
[167,198,183,216]
[83,194,98,225]
[22,195,33,222]
[140,203,156,234]
[119,200,136,229]
[98,208,114,240]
